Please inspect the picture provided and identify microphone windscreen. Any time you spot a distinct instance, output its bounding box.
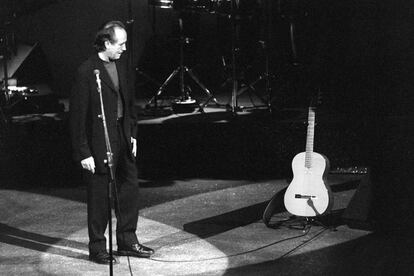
[94,69,100,75]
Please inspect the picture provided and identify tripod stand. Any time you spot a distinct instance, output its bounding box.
[146,12,219,112]
[0,53,9,125]
[238,0,274,110]
[223,0,270,113]
[137,1,166,107]
[0,19,16,125]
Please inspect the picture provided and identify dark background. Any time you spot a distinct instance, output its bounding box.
[0,0,412,117]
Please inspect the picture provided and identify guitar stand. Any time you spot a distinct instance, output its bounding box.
[286,217,320,230]
[268,215,331,232]
[262,188,333,230]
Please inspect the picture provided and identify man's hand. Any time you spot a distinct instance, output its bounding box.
[81,156,95,174]
[131,137,137,157]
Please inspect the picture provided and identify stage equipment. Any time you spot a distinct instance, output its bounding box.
[0,20,15,124]
[342,168,373,230]
[278,0,307,65]
[219,0,269,113]
[146,10,219,113]
[172,0,258,15]
[0,42,59,118]
[148,0,174,9]
[143,0,175,111]
[172,0,217,12]
[236,0,274,110]
[136,2,163,88]
[148,0,220,14]
[1,14,57,122]
[126,0,136,71]
[133,1,171,114]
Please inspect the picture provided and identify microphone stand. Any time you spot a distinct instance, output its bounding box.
[1,46,9,125]
[229,0,239,113]
[126,0,134,71]
[1,20,12,125]
[95,72,115,276]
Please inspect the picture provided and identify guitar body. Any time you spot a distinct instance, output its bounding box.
[284,151,333,217]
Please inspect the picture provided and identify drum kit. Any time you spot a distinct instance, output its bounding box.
[145,0,294,113]
[148,0,258,15]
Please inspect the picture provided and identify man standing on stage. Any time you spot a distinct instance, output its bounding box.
[70,20,154,264]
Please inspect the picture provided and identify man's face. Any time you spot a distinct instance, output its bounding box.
[104,27,127,61]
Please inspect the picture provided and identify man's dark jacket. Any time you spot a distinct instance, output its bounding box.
[69,54,137,173]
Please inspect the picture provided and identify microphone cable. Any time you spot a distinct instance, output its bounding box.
[149,225,330,263]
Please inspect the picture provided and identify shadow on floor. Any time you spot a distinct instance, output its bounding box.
[0,223,89,261]
[219,232,414,276]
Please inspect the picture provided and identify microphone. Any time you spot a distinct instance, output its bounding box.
[94,69,101,92]
[94,69,100,81]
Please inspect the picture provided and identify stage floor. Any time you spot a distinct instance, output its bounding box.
[3,174,411,276]
[1,94,413,275]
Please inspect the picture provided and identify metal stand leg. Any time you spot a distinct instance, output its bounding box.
[186,67,221,111]
[0,104,8,126]
[238,40,274,110]
[147,67,180,109]
[224,0,271,114]
[1,37,11,125]
[234,0,274,111]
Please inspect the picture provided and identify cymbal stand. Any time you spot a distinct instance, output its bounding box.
[238,0,274,110]
[278,0,304,66]
[147,12,219,112]
[141,3,171,111]
[227,0,241,113]
[0,21,13,125]
[126,0,167,112]
[226,0,268,113]
[126,0,134,71]
[0,57,9,125]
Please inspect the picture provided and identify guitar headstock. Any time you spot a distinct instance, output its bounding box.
[309,88,323,109]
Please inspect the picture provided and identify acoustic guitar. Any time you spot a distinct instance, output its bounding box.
[283,106,333,217]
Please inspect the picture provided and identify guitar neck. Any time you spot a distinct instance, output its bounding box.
[305,107,315,169]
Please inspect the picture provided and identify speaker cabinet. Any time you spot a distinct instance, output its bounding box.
[342,170,373,230]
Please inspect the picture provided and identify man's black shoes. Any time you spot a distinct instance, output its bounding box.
[89,251,119,265]
[89,244,154,264]
[117,243,155,258]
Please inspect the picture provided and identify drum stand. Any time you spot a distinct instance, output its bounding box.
[226,0,269,113]
[146,13,219,112]
[235,40,272,110]
[1,25,13,125]
[238,0,274,111]
[1,58,9,125]
[140,2,172,112]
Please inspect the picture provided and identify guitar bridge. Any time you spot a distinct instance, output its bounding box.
[295,194,316,199]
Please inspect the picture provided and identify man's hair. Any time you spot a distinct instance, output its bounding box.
[93,20,126,52]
